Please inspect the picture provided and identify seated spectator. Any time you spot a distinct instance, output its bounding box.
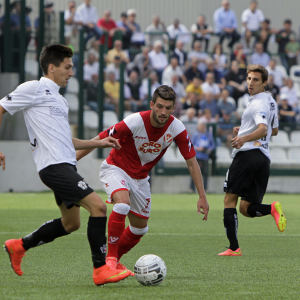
[131,46,152,79]
[104,72,120,114]
[201,73,221,99]
[280,78,299,112]
[191,14,213,52]
[162,57,186,86]
[266,59,286,87]
[213,0,240,49]
[225,60,247,102]
[241,0,265,48]
[180,107,198,138]
[190,122,215,192]
[83,52,99,85]
[65,1,78,37]
[212,43,228,78]
[184,57,204,84]
[230,43,247,68]
[187,41,209,74]
[200,92,220,120]
[97,10,119,50]
[169,74,187,117]
[198,108,217,124]
[265,75,280,103]
[250,42,270,67]
[217,112,235,148]
[218,88,237,115]
[278,94,296,130]
[75,0,102,46]
[186,76,203,100]
[171,40,188,70]
[88,40,100,60]
[125,70,146,112]
[127,8,144,53]
[285,34,300,70]
[116,12,132,50]
[183,92,201,114]
[105,55,129,82]
[141,71,161,99]
[204,58,223,85]
[106,40,129,64]
[145,15,166,47]
[148,40,168,83]
[167,18,190,51]
[258,19,277,52]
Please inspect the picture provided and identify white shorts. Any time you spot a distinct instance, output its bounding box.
[99,160,151,219]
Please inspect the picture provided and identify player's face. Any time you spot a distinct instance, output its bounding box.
[247,71,267,96]
[150,98,175,128]
[52,57,74,88]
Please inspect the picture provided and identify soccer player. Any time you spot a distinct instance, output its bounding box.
[0,44,131,285]
[76,85,209,272]
[218,64,287,256]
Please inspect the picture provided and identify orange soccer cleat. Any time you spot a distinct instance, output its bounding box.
[271,201,287,232]
[93,264,131,286]
[218,248,242,256]
[4,239,26,276]
[117,260,135,276]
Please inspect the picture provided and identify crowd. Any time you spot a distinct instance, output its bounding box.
[1,0,300,150]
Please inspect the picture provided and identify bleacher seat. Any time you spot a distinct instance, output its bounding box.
[64,93,79,112]
[270,147,288,163]
[290,65,300,83]
[67,77,79,94]
[124,111,134,118]
[175,147,187,163]
[276,64,288,79]
[25,59,39,77]
[84,110,98,129]
[290,131,300,146]
[164,147,178,164]
[216,146,232,164]
[288,148,300,163]
[269,130,291,148]
[104,111,119,128]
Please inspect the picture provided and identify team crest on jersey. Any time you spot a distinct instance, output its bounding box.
[164,133,173,143]
[138,142,162,154]
[6,94,12,101]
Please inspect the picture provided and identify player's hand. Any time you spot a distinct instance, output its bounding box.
[233,126,240,137]
[97,137,121,149]
[231,136,246,149]
[197,196,209,221]
[0,151,5,171]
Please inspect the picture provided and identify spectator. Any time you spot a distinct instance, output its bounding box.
[180,107,198,138]
[167,18,190,51]
[225,60,247,102]
[259,19,277,52]
[217,112,235,148]
[104,72,120,114]
[11,1,32,32]
[64,1,77,37]
[83,52,99,85]
[212,43,228,78]
[230,43,247,68]
[145,15,166,47]
[278,94,296,130]
[125,70,146,112]
[190,122,215,192]
[184,57,204,84]
[186,76,203,100]
[276,19,296,72]
[204,58,224,85]
[265,75,280,103]
[162,57,186,86]
[169,74,187,117]
[105,55,128,82]
[127,8,145,54]
[171,40,188,70]
[285,34,300,70]
[218,88,238,119]
[141,71,161,99]
[280,78,299,111]
[250,42,270,67]
[266,59,286,88]
[106,40,129,64]
[187,41,209,74]
[148,40,168,83]
[131,46,152,79]
[241,0,265,48]
[88,40,100,60]
[191,15,213,52]
[35,2,58,46]
[200,92,220,120]
[75,0,102,46]
[116,12,132,50]
[201,72,221,99]
[183,92,201,114]
[213,0,240,49]
[198,108,217,124]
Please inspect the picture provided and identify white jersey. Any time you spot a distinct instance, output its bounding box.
[0,77,76,172]
[232,92,278,160]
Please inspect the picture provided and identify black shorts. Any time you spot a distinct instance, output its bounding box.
[39,163,94,209]
[223,149,270,203]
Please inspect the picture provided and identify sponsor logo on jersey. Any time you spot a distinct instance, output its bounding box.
[107,126,117,136]
[78,180,88,190]
[61,96,68,107]
[134,135,146,139]
[138,142,162,154]
[254,141,261,147]
[164,133,173,143]
[258,111,267,119]
[45,89,52,95]
[49,106,68,121]
[6,94,12,101]
[270,103,275,111]
[100,244,106,254]
[121,180,126,187]
[109,236,119,244]
[105,183,109,187]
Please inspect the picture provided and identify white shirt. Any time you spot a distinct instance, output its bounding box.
[280,86,299,106]
[84,61,99,81]
[74,3,98,25]
[0,77,76,172]
[162,65,183,85]
[105,63,129,82]
[187,50,208,73]
[241,8,264,31]
[266,66,285,87]
[148,50,168,71]
[201,82,221,96]
[232,92,278,160]
[167,23,190,43]
[64,9,79,36]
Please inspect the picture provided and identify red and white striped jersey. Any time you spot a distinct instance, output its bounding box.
[99,110,196,179]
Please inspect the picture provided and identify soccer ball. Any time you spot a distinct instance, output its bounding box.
[134,254,167,286]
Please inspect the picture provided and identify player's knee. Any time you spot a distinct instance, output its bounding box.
[239,206,248,217]
[64,220,81,233]
[92,201,107,216]
[130,224,148,236]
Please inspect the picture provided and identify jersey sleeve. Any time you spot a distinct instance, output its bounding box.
[99,120,132,139]
[0,81,39,115]
[250,101,269,127]
[271,102,279,129]
[174,129,196,160]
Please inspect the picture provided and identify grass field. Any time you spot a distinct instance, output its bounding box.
[0,192,299,300]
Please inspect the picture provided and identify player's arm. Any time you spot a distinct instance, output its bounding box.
[186,157,209,221]
[0,105,7,170]
[271,127,278,136]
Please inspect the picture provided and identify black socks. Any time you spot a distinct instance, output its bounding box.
[223,208,239,251]
[247,204,271,218]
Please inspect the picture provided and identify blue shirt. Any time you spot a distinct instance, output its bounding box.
[250,52,271,67]
[213,7,238,33]
[192,131,215,160]
[200,100,220,117]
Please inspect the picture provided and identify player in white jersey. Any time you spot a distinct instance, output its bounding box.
[218,64,287,256]
[76,85,209,272]
[0,44,131,285]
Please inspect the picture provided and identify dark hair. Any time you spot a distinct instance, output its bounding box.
[39,44,73,75]
[247,64,268,83]
[284,19,291,25]
[152,85,176,104]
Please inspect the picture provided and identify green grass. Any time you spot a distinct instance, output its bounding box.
[0,192,299,299]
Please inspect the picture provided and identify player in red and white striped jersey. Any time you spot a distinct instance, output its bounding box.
[77,85,209,272]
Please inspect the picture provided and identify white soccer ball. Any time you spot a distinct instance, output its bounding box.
[134,254,167,286]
